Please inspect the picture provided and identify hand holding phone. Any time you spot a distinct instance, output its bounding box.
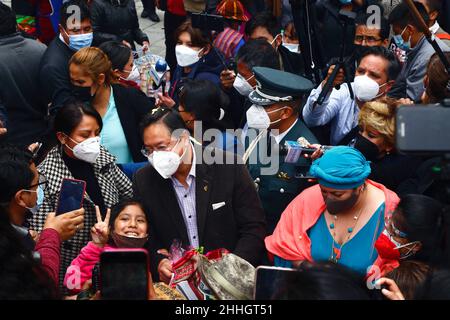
[100,249,150,300]
[254,266,297,300]
[43,208,85,241]
[55,178,86,216]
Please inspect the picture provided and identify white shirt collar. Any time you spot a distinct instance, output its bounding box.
[188,141,196,178]
[58,33,69,48]
[430,21,440,35]
[270,119,298,144]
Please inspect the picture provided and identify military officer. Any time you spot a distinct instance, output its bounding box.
[243,67,319,233]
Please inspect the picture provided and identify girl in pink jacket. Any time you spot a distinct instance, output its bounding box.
[64,200,149,294]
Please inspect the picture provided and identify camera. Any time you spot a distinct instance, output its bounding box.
[396,100,450,154]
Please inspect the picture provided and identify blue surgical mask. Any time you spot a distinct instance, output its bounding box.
[63,29,93,51]
[25,184,45,215]
[393,26,411,52]
[339,0,352,4]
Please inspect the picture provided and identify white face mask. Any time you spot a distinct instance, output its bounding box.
[66,136,101,163]
[147,139,188,179]
[123,64,140,82]
[233,73,255,97]
[353,75,387,102]
[246,104,286,130]
[282,42,299,53]
[175,45,203,67]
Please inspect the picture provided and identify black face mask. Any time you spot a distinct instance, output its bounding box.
[72,85,94,102]
[325,190,359,215]
[354,133,380,161]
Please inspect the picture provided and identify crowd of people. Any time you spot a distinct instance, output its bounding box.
[1,0,450,300]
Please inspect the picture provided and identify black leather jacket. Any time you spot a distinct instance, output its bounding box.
[91,0,149,49]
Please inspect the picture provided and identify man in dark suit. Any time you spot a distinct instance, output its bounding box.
[39,0,93,114]
[133,107,267,283]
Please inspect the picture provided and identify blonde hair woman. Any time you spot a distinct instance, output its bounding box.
[353,99,423,192]
[69,47,155,164]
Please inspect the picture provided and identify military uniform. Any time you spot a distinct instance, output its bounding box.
[244,67,319,233]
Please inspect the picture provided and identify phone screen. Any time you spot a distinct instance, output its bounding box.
[100,250,149,300]
[55,178,86,215]
[254,266,296,300]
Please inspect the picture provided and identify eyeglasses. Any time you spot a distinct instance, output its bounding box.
[141,139,177,158]
[354,35,382,44]
[24,174,49,192]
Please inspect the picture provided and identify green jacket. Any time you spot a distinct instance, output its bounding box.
[247,119,318,233]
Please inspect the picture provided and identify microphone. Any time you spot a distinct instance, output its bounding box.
[150,59,169,88]
[281,140,333,164]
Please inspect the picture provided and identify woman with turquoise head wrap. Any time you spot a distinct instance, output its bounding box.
[265,146,400,276]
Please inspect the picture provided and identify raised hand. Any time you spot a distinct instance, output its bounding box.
[321,65,345,89]
[220,69,236,90]
[91,206,111,247]
[377,277,405,300]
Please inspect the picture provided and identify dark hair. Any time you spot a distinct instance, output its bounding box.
[388,1,430,29]
[245,11,280,38]
[54,101,103,136]
[179,80,230,132]
[414,268,450,299]
[394,194,448,266]
[425,0,443,12]
[0,2,17,37]
[0,144,34,203]
[355,12,390,41]
[386,260,431,300]
[139,107,187,137]
[0,147,59,299]
[272,261,372,300]
[108,200,147,231]
[425,52,450,103]
[98,41,132,71]
[359,46,402,81]
[59,0,91,29]
[236,38,280,70]
[0,206,59,299]
[174,20,211,48]
[283,21,298,40]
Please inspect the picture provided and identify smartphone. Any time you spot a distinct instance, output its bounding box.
[254,266,297,300]
[55,178,86,215]
[100,249,150,300]
[191,13,225,32]
[396,105,450,154]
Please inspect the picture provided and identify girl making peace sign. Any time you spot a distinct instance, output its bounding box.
[64,200,149,294]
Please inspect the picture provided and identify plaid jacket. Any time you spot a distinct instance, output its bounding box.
[30,146,133,289]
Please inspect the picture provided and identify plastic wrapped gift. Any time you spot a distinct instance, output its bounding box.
[133,51,170,98]
[16,15,37,37]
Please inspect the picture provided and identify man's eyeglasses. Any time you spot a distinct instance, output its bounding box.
[25,174,49,192]
[354,35,382,44]
[141,141,176,158]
